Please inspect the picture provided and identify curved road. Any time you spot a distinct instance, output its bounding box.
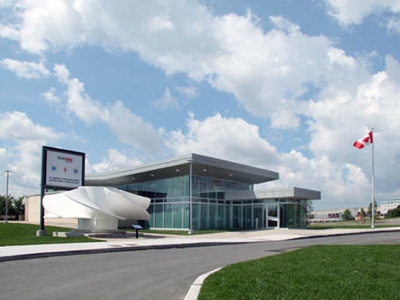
[1,232,399,300]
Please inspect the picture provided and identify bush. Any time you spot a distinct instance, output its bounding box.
[385,205,400,218]
[342,209,353,221]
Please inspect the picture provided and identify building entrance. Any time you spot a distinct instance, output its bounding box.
[266,204,280,228]
[253,204,281,229]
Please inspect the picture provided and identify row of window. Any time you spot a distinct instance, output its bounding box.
[146,200,308,230]
[117,175,252,199]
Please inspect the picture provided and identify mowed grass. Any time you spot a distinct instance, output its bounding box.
[308,224,397,229]
[199,245,400,300]
[0,223,100,246]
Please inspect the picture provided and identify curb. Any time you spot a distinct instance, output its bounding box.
[184,267,222,300]
[290,228,400,241]
[0,241,247,263]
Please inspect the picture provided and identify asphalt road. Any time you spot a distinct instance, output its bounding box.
[0,231,399,300]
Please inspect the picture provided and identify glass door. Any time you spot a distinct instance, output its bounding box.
[267,204,280,228]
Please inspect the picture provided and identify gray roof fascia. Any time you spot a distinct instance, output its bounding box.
[225,187,321,201]
[86,154,193,183]
[191,154,279,182]
[86,153,279,185]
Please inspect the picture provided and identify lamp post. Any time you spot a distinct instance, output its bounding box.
[5,170,11,224]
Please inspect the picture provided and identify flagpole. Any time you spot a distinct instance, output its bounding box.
[371,128,375,229]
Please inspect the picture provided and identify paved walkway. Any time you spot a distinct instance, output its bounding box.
[1,227,399,262]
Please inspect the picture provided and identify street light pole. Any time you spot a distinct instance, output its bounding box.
[5,170,11,224]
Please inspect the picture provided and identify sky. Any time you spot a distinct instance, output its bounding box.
[0,0,399,210]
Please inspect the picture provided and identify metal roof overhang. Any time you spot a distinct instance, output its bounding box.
[85,153,279,186]
[225,187,321,201]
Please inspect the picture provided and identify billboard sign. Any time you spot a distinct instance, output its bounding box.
[42,146,85,189]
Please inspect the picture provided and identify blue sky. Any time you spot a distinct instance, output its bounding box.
[1,0,400,209]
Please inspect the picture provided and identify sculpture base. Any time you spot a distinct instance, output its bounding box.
[78,218,118,231]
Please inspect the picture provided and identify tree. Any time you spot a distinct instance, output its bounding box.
[307,201,314,214]
[0,194,24,219]
[306,201,314,225]
[342,209,353,221]
[360,208,366,222]
[0,195,15,218]
[13,196,25,220]
[368,201,377,218]
[385,205,400,219]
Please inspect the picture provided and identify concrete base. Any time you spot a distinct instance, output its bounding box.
[78,218,119,231]
[36,230,47,237]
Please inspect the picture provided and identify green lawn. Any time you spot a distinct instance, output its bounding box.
[307,224,398,229]
[0,223,100,246]
[307,218,400,229]
[199,245,400,300]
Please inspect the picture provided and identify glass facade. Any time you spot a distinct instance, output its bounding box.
[116,174,308,230]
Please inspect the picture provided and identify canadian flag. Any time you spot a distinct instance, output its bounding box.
[353,131,373,149]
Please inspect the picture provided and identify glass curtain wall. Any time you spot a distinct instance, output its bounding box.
[118,175,252,230]
[191,176,252,230]
[117,175,308,230]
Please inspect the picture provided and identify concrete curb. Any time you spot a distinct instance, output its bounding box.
[0,241,247,263]
[291,228,400,241]
[184,267,222,300]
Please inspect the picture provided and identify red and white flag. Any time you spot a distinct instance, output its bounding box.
[353,131,373,149]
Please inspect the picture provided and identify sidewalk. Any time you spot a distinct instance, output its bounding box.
[1,227,399,262]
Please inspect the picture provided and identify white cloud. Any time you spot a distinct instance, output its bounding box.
[176,85,198,98]
[0,0,13,7]
[270,110,300,129]
[306,56,400,203]
[0,1,350,123]
[107,101,164,155]
[165,112,374,209]
[0,111,61,196]
[54,64,106,124]
[87,149,142,174]
[154,87,180,110]
[269,15,300,33]
[166,112,279,166]
[0,111,58,141]
[387,16,400,34]
[1,58,50,79]
[325,0,400,31]
[53,64,163,155]
[41,87,62,105]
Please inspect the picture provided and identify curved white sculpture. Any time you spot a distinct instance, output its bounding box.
[43,186,150,231]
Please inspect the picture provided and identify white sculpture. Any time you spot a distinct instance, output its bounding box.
[43,186,150,231]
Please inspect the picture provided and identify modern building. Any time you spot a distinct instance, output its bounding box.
[85,153,320,230]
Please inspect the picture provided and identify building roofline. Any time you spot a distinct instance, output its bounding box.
[225,187,321,201]
[86,153,279,186]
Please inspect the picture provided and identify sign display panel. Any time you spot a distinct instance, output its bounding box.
[43,147,85,189]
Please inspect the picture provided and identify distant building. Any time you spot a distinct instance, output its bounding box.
[309,199,400,223]
[308,207,366,223]
[377,199,400,216]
